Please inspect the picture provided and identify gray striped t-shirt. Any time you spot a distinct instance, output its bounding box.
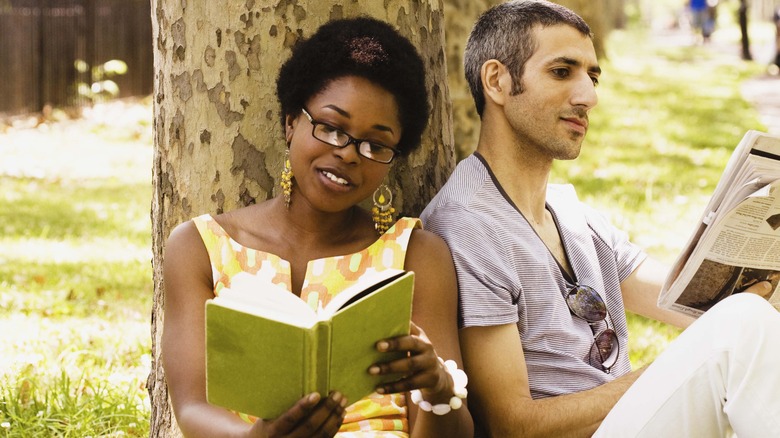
[421,153,646,399]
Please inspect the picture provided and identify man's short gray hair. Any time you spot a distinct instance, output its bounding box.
[464,0,591,117]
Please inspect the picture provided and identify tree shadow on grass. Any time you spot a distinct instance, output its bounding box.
[0,177,150,244]
[0,259,151,320]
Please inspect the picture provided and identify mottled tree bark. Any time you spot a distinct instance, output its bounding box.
[442,0,503,160]
[147,1,453,436]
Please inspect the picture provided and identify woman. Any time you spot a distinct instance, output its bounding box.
[162,17,473,438]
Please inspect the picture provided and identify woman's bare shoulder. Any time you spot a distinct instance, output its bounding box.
[408,228,452,260]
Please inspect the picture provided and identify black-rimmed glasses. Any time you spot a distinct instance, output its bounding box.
[301,108,399,164]
[564,283,619,373]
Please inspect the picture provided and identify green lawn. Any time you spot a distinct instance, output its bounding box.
[0,24,771,436]
[0,99,154,437]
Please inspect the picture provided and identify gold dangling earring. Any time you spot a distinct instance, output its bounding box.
[281,148,293,209]
[372,184,395,234]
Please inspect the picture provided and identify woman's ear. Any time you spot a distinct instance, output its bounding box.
[481,59,510,107]
[284,113,297,145]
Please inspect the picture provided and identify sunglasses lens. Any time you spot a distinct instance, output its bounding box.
[590,328,619,371]
[566,284,607,322]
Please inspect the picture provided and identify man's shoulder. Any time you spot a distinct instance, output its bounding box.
[546,183,579,200]
[546,183,606,224]
[422,154,490,218]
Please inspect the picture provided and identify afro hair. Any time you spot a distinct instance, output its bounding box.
[276,17,430,155]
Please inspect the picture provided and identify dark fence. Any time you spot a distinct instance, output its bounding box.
[0,0,153,116]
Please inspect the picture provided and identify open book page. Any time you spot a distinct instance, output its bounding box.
[210,268,407,327]
[320,268,406,318]
[214,282,317,328]
[661,179,780,316]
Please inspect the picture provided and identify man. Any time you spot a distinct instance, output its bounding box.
[421,1,780,436]
[688,0,709,41]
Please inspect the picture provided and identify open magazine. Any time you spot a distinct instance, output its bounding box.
[659,130,780,317]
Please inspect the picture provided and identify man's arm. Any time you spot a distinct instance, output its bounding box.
[620,257,696,329]
[621,257,774,329]
[460,324,644,438]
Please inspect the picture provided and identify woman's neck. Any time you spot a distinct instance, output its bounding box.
[275,196,371,249]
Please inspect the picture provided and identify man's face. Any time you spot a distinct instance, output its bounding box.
[504,24,600,161]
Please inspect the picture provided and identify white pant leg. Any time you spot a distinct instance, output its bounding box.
[594,293,780,438]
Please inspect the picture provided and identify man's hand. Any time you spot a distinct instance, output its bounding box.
[742,280,773,299]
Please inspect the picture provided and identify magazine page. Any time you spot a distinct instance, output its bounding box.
[699,131,765,219]
[716,156,780,220]
[661,179,780,317]
[659,131,780,314]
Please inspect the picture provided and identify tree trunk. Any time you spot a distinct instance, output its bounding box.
[554,0,611,59]
[739,0,753,61]
[443,0,503,160]
[147,1,453,436]
[774,7,780,68]
[611,0,627,30]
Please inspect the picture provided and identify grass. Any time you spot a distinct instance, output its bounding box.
[0,23,772,435]
[0,98,153,437]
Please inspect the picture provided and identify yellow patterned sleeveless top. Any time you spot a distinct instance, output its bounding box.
[193,214,422,437]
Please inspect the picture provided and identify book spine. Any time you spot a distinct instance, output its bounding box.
[304,327,315,395]
[314,321,331,397]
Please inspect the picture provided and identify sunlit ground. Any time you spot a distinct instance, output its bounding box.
[0,97,154,436]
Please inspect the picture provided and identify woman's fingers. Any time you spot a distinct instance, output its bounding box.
[265,392,321,434]
[262,392,346,438]
[288,392,346,438]
[371,330,446,395]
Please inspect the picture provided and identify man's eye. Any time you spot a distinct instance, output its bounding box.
[552,68,569,78]
[590,76,599,86]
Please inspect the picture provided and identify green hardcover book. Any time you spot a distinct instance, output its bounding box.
[205,269,414,419]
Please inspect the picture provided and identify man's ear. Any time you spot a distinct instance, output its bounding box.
[481,59,511,107]
[284,113,296,145]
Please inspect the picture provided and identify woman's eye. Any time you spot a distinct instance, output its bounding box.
[319,124,338,134]
[368,143,385,153]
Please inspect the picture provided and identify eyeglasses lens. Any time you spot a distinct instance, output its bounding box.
[590,329,619,371]
[566,284,607,322]
[313,125,346,146]
[359,143,394,163]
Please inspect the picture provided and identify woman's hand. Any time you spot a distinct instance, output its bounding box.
[369,322,454,403]
[251,391,347,438]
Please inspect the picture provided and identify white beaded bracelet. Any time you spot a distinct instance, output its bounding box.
[409,358,468,415]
